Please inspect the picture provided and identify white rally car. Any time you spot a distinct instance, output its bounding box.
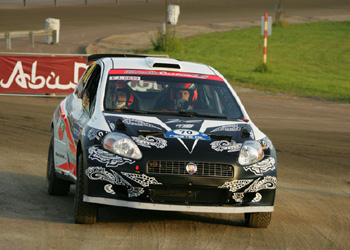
[46,54,277,227]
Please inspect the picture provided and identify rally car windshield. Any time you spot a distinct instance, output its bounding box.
[104,70,243,119]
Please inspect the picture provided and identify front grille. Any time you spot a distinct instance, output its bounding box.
[147,161,234,178]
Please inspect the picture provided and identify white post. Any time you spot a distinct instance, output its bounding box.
[52,30,58,45]
[46,18,60,44]
[29,31,34,47]
[6,32,11,50]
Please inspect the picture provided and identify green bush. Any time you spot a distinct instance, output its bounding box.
[273,19,289,28]
[254,63,272,73]
[150,28,183,53]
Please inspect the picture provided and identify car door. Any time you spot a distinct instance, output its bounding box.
[67,63,102,177]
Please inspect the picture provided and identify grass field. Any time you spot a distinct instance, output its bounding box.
[166,21,350,103]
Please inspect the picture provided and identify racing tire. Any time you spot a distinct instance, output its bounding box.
[244,212,272,228]
[74,152,98,224]
[46,136,71,196]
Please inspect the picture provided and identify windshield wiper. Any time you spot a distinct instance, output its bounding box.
[179,111,228,119]
[105,108,147,114]
[147,110,228,119]
[147,110,192,117]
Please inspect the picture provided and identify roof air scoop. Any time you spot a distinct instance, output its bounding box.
[146,57,181,69]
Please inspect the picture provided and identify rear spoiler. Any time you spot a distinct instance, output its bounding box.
[87,53,168,64]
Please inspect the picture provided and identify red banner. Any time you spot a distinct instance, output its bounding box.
[0,55,88,94]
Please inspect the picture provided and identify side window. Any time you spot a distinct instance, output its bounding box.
[75,63,97,98]
[81,64,101,114]
[216,86,243,119]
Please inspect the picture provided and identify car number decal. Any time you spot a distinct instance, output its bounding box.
[164,129,211,141]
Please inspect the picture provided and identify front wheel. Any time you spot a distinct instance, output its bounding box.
[74,152,98,224]
[244,212,272,228]
[46,136,71,196]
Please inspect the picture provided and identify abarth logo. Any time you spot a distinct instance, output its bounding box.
[186,162,197,175]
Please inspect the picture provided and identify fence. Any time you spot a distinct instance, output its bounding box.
[0,29,58,50]
[20,0,152,7]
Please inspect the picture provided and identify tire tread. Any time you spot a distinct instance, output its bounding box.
[245,212,272,228]
[74,153,98,224]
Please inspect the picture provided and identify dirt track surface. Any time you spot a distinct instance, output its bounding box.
[1,1,350,249]
[1,91,349,250]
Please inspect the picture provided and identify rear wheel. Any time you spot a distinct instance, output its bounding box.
[244,212,272,228]
[46,136,71,195]
[74,152,98,224]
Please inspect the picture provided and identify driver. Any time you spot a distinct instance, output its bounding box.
[112,83,134,109]
[113,90,128,109]
[169,83,197,111]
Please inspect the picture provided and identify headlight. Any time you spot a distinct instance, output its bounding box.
[238,140,264,165]
[102,133,142,160]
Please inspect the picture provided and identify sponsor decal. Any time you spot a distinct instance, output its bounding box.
[58,118,65,140]
[122,118,162,130]
[210,124,240,132]
[121,172,162,187]
[88,146,135,167]
[127,80,162,92]
[132,135,167,149]
[210,140,242,152]
[244,176,277,193]
[55,152,66,160]
[108,69,224,81]
[164,129,211,141]
[176,124,194,128]
[219,176,276,203]
[166,119,201,124]
[243,157,276,175]
[85,167,144,198]
[109,76,140,81]
[219,179,254,193]
[87,128,106,141]
[73,123,81,141]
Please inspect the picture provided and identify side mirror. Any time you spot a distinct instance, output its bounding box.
[71,98,83,119]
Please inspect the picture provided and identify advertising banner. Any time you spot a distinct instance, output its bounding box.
[0,55,88,94]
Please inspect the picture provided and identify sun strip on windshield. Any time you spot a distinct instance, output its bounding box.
[108,69,224,81]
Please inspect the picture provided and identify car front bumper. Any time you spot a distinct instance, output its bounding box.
[83,145,277,213]
[83,195,274,213]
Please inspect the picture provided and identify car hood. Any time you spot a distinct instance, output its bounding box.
[103,113,255,158]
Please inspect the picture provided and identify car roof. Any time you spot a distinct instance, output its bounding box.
[100,56,217,76]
